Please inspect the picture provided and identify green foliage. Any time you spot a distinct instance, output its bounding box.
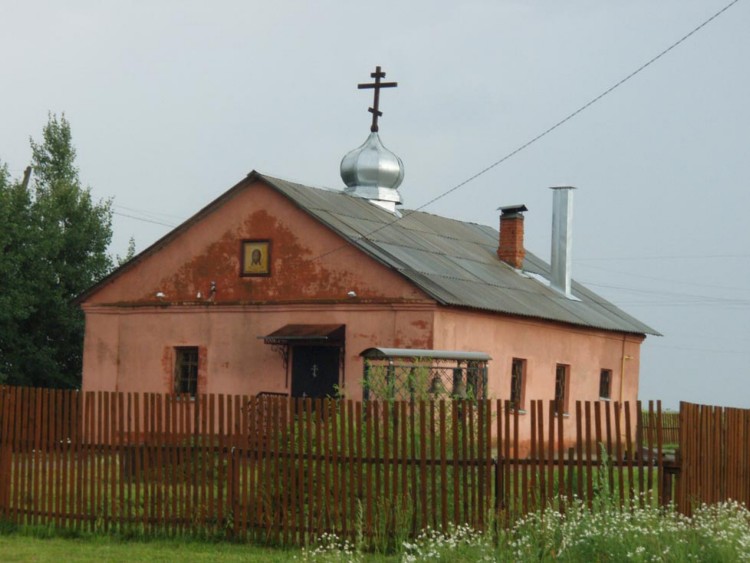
[117,236,137,266]
[0,114,113,387]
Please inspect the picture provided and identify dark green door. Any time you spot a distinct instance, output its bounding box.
[291,346,340,399]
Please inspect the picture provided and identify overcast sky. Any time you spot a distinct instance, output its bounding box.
[1,1,748,409]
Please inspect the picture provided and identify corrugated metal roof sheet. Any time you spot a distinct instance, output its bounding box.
[261,174,659,336]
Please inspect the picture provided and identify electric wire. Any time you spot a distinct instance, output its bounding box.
[112,211,177,228]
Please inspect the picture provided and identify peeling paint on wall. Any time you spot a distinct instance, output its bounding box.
[143,210,388,304]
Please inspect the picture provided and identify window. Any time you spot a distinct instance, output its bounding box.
[554,364,570,414]
[599,369,612,400]
[510,358,526,410]
[175,347,199,397]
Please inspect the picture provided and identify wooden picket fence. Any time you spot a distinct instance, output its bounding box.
[676,402,750,515]
[0,386,747,545]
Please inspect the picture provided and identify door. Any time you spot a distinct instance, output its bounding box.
[291,345,340,399]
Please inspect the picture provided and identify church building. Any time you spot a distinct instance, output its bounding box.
[78,67,657,433]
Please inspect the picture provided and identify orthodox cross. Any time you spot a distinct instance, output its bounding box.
[358,65,397,133]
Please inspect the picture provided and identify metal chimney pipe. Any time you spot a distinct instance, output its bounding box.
[550,186,576,296]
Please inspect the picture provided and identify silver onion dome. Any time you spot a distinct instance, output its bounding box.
[340,132,404,213]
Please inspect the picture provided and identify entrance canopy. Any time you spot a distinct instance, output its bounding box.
[261,324,345,345]
[361,347,491,362]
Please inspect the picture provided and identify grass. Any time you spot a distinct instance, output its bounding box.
[2,500,749,561]
[0,534,295,562]
[0,533,401,562]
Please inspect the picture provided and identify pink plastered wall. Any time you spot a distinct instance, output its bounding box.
[82,303,436,398]
[434,307,644,450]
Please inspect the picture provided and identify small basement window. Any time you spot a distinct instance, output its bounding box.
[175,347,199,397]
[599,369,612,400]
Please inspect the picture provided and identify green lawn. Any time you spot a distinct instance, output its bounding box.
[0,535,296,562]
[0,534,399,562]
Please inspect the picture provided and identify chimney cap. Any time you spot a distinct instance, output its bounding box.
[498,204,528,216]
[549,186,577,191]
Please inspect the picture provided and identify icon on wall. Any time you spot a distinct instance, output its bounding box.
[241,240,271,276]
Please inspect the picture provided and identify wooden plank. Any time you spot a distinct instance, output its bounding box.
[271,397,281,544]
[9,387,20,523]
[363,400,372,539]
[117,392,125,531]
[454,399,462,524]
[0,388,11,520]
[503,400,510,517]
[528,400,537,513]
[18,388,29,526]
[61,389,71,528]
[280,396,289,542]
[410,399,419,530]
[86,392,96,532]
[624,401,635,506]
[557,400,565,510]
[109,392,120,532]
[547,401,555,506]
[9,387,22,524]
[484,399,493,527]
[512,404,521,517]
[166,394,175,536]
[419,400,427,531]
[584,402,593,506]
[614,402,624,507]
[645,401,654,503]
[208,394,216,529]
[535,400,546,511]
[132,393,141,533]
[217,395,226,534]
[72,391,82,531]
[52,388,62,528]
[604,401,614,495]
[232,394,241,540]
[399,400,407,530]
[330,399,339,540]
[156,394,166,533]
[575,401,583,503]
[655,401,664,505]
[594,401,603,500]
[347,400,356,543]
[381,400,389,536]
[196,394,205,534]
[354,401,363,545]
[430,400,438,530]
[714,406,722,503]
[439,400,448,532]
[250,396,261,542]
[636,400,645,506]
[371,399,380,537]
[468,401,477,527]
[477,399,486,527]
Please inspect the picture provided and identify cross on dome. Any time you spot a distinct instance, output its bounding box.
[357,66,397,133]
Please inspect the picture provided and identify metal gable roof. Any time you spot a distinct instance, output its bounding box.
[261,174,659,336]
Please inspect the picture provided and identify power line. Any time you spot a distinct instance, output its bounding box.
[311,0,742,262]
[112,211,177,228]
[581,280,750,304]
[576,253,750,262]
[576,262,750,292]
[115,204,185,222]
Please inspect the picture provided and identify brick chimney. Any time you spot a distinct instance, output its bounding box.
[497,204,528,269]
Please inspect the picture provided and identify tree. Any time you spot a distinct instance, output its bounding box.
[0,114,113,387]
